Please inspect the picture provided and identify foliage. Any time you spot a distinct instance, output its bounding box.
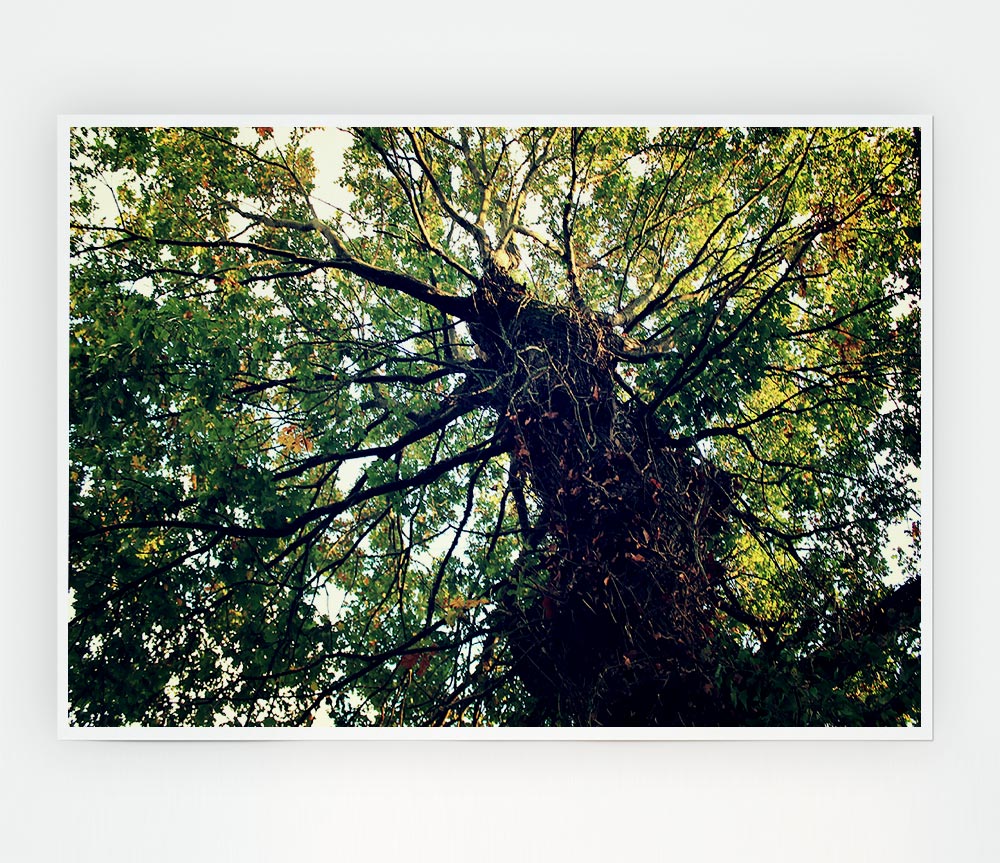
[68,125,922,726]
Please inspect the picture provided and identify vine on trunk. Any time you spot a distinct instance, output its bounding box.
[473,268,737,724]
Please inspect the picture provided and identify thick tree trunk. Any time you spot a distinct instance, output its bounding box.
[472,269,736,726]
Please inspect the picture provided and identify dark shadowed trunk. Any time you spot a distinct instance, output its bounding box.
[471,263,736,725]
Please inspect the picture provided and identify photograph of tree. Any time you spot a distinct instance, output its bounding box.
[68,124,923,728]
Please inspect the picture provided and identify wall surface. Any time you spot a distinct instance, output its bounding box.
[2,3,997,860]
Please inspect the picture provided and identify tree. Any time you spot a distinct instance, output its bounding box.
[68,125,922,727]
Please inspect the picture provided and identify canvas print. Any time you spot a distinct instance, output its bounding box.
[67,123,925,730]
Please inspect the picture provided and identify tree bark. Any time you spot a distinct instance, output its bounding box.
[472,267,737,725]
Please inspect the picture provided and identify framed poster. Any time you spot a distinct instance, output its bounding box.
[60,118,930,738]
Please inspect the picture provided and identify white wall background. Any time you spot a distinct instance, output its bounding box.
[2,2,997,859]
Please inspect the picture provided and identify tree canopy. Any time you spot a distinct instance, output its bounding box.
[68,124,922,727]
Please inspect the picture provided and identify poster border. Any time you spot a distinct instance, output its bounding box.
[57,114,933,741]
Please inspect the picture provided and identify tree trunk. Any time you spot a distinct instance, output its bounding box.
[472,268,736,726]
